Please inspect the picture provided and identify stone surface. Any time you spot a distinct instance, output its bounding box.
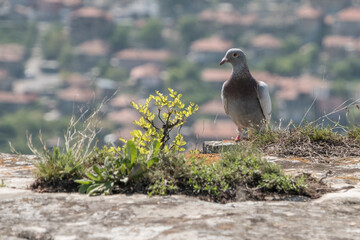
[1,150,360,240]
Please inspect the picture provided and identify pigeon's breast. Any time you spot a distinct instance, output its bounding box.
[222,79,265,128]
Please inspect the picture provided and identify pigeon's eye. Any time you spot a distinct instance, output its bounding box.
[232,53,238,57]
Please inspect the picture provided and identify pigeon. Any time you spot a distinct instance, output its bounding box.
[219,48,271,141]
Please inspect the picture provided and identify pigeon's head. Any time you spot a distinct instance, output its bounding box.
[219,48,247,67]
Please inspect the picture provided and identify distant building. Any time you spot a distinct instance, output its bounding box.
[274,75,331,123]
[322,35,357,59]
[192,119,236,142]
[129,63,162,92]
[57,87,96,114]
[0,69,11,90]
[332,7,360,37]
[0,91,37,111]
[36,0,63,20]
[296,4,323,43]
[73,39,109,72]
[201,68,231,90]
[63,73,90,88]
[250,34,281,59]
[95,78,118,99]
[35,0,83,21]
[112,48,172,70]
[198,7,258,39]
[188,36,233,65]
[69,6,114,44]
[309,0,351,14]
[110,0,159,22]
[107,108,139,127]
[199,98,226,118]
[0,44,25,77]
[109,94,138,111]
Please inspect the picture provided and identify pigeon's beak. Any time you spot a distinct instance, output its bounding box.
[219,58,227,66]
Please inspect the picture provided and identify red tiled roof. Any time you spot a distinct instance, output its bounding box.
[0,69,8,79]
[190,36,233,52]
[251,71,277,87]
[115,48,172,62]
[251,34,281,49]
[58,87,95,102]
[322,35,355,48]
[110,94,138,108]
[297,75,330,94]
[76,39,109,56]
[201,68,231,83]
[0,91,37,104]
[130,63,160,79]
[64,73,89,87]
[71,7,112,20]
[297,5,322,19]
[192,119,236,140]
[199,99,225,116]
[107,108,139,125]
[62,0,82,7]
[199,10,257,26]
[0,44,25,62]
[324,15,335,25]
[337,7,360,22]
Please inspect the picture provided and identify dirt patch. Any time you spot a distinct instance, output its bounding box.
[30,176,79,193]
[186,153,221,165]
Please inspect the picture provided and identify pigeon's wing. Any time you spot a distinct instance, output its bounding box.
[256,81,271,122]
[221,82,229,115]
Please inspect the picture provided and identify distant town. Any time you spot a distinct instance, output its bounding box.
[0,0,360,153]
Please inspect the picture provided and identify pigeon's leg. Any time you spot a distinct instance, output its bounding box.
[232,128,244,142]
[234,134,242,142]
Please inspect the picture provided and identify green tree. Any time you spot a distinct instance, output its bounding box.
[110,25,130,52]
[137,18,164,49]
[177,15,207,48]
[0,109,69,153]
[257,43,319,76]
[281,36,302,54]
[165,60,216,104]
[42,25,71,60]
[330,57,360,80]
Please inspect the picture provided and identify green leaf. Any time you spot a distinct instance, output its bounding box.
[86,171,100,181]
[74,179,93,185]
[129,163,147,179]
[126,140,138,164]
[147,157,159,168]
[78,183,90,194]
[86,183,101,195]
[92,166,103,180]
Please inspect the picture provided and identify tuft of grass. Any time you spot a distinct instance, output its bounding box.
[31,147,84,181]
[186,146,307,201]
[0,179,5,187]
[348,127,360,143]
[27,104,103,191]
[76,144,310,202]
[248,122,360,162]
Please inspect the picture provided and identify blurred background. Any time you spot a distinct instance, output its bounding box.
[0,0,360,153]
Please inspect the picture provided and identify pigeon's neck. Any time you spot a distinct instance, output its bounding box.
[231,63,252,80]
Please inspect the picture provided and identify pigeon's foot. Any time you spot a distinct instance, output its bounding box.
[233,135,241,142]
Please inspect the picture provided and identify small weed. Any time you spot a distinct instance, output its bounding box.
[76,140,161,196]
[0,179,5,187]
[28,103,103,192]
[187,146,307,201]
[31,147,84,181]
[348,127,360,142]
[129,88,198,154]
